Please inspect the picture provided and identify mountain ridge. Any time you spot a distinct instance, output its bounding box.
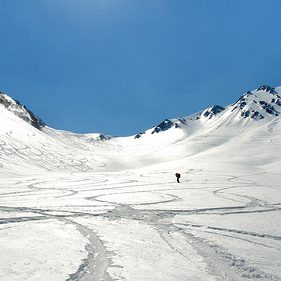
[1,84,281,175]
[134,84,281,139]
[1,84,281,140]
[0,92,45,130]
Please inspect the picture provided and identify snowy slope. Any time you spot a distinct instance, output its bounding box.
[0,85,281,281]
[135,84,281,139]
[1,84,281,174]
[0,92,45,129]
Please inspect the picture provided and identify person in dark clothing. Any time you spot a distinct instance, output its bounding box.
[175,173,181,183]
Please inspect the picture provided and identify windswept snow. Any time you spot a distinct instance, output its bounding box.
[0,86,281,280]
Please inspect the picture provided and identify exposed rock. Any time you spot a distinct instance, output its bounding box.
[0,92,45,130]
[256,85,276,94]
[151,119,174,134]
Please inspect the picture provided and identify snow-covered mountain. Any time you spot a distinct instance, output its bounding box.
[135,84,281,139]
[0,92,45,130]
[2,84,280,142]
[1,85,281,281]
[1,84,281,175]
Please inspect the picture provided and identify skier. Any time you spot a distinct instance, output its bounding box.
[175,173,181,183]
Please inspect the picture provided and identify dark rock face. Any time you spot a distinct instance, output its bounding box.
[0,92,45,130]
[251,111,264,120]
[256,85,277,94]
[240,110,264,120]
[271,98,281,106]
[231,85,281,121]
[25,108,46,129]
[232,96,248,112]
[203,105,225,119]
[134,84,281,140]
[152,119,173,134]
[99,134,111,141]
[177,117,187,124]
[174,117,187,128]
[241,110,250,118]
[259,101,279,116]
[134,132,145,139]
[134,117,189,138]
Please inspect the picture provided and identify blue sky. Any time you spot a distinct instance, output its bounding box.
[1,0,281,136]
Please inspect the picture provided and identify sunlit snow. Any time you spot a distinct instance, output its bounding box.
[0,86,281,280]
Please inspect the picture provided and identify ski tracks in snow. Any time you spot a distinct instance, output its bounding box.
[0,169,281,280]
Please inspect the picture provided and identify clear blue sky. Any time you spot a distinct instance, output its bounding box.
[1,0,281,136]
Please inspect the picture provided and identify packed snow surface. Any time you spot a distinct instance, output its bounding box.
[0,85,281,280]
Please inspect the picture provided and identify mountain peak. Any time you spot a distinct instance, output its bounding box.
[230,85,281,121]
[134,117,187,139]
[200,105,225,120]
[256,84,277,94]
[0,92,45,130]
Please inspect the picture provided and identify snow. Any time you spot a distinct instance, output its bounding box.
[1,87,281,280]
[0,220,88,281]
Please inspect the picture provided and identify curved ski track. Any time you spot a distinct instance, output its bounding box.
[0,169,280,281]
